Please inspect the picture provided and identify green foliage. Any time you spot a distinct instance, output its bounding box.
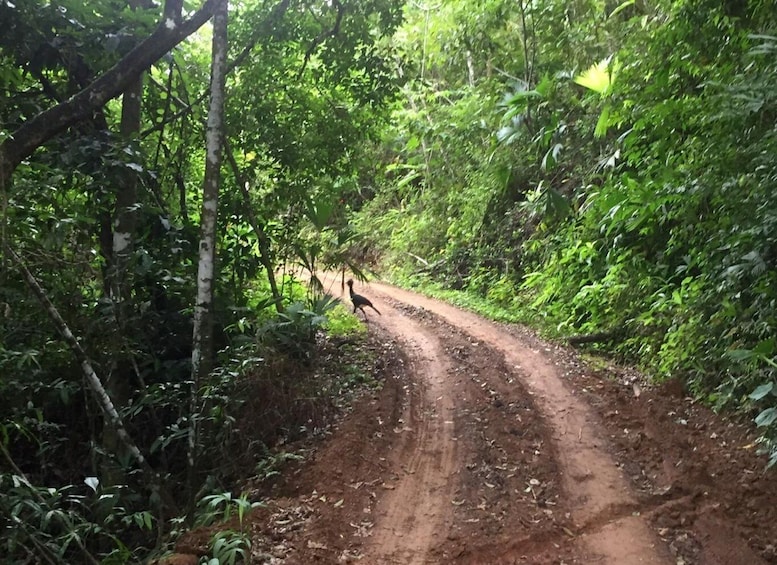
[389,272,524,324]
[6,0,777,560]
[257,297,339,360]
[0,471,151,563]
[574,56,619,96]
[195,492,259,565]
[354,0,777,470]
[724,341,777,467]
[1,0,405,560]
[254,450,306,482]
[196,491,261,530]
[325,302,369,336]
[203,530,251,565]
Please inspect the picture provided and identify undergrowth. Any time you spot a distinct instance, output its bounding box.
[158,298,383,560]
[356,3,777,469]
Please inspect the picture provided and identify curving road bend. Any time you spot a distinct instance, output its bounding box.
[349,278,672,564]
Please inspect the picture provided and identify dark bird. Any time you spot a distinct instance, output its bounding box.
[347,279,381,318]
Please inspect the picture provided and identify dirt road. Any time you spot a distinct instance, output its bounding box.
[175,279,777,564]
[365,282,670,564]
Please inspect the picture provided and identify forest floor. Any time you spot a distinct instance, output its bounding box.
[173,280,777,564]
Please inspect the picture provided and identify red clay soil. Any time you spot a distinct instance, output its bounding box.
[171,279,777,564]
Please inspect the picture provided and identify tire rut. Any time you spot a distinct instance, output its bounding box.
[172,277,777,564]
[362,281,674,564]
[360,300,459,564]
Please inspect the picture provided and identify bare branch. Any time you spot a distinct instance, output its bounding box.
[5,244,155,480]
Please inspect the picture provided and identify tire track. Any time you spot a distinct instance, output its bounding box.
[359,298,459,564]
[364,281,673,564]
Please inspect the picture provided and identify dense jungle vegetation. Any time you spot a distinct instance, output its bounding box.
[1,0,776,562]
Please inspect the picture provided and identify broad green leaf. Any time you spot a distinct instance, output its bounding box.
[594,104,612,138]
[396,170,421,190]
[609,0,635,19]
[545,188,572,220]
[304,196,335,231]
[574,57,619,96]
[505,89,541,105]
[727,349,755,362]
[755,407,777,428]
[541,143,563,170]
[535,75,554,97]
[753,338,775,356]
[749,382,774,401]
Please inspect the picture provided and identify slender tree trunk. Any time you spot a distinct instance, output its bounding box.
[99,0,155,499]
[466,49,475,86]
[5,245,154,480]
[224,140,283,312]
[517,0,535,86]
[112,79,142,307]
[188,0,228,514]
[101,72,144,500]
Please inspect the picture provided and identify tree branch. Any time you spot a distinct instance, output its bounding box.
[5,244,156,481]
[0,0,219,189]
[297,0,345,79]
[224,137,283,312]
[139,0,292,139]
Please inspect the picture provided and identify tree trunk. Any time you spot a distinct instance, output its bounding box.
[101,72,144,497]
[188,0,228,514]
[112,81,142,308]
[5,245,154,480]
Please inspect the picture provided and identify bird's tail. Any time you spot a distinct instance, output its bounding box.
[370,305,381,315]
